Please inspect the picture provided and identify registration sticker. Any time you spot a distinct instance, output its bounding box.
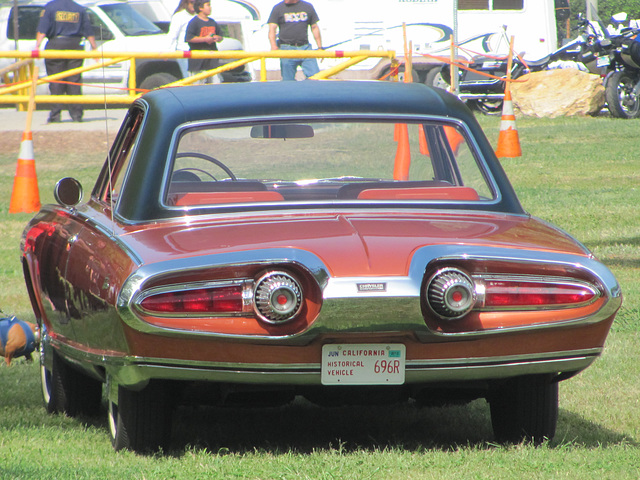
[321,344,406,385]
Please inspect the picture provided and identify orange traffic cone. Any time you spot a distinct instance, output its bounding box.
[418,124,429,155]
[9,131,41,214]
[393,123,411,180]
[495,88,522,158]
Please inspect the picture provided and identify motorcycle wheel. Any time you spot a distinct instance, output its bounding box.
[605,70,640,119]
[469,99,504,116]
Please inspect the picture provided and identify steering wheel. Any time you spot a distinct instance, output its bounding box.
[172,167,218,182]
[176,152,237,181]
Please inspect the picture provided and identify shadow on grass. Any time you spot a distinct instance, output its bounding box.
[165,398,637,455]
[2,361,636,454]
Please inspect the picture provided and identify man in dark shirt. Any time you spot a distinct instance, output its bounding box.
[35,0,97,123]
[268,0,323,81]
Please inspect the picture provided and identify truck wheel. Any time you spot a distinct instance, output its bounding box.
[109,381,173,453]
[425,67,450,90]
[605,70,640,119]
[140,72,179,91]
[489,374,558,445]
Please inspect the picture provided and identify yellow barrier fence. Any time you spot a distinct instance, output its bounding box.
[0,49,397,107]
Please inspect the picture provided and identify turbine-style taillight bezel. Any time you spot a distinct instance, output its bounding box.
[135,269,307,327]
[424,266,602,323]
[426,268,477,320]
[253,271,304,324]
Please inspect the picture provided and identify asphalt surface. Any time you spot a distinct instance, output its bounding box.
[0,107,128,133]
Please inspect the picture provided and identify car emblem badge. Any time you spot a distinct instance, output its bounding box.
[357,282,387,293]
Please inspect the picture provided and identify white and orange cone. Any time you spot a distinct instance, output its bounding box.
[9,131,41,214]
[495,88,522,158]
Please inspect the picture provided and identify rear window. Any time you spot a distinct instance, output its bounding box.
[164,119,495,208]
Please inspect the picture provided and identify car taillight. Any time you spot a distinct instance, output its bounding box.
[140,285,244,314]
[483,280,597,307]
[426,268,476,319]
[254,271,303,324]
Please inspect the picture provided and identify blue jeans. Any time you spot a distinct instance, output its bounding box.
[279,44,320,81]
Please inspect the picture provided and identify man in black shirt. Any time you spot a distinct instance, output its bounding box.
[268,0,323,81]
[35,0,97,123]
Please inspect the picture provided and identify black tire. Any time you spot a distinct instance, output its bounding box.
[489,374,558,445]
[605,70,640,119]
[140,72,179,91]
[469,98,504,116]
[425,66,450,90]
[108,381,173,453]
[382,65,422,83]
[40,345,102,417]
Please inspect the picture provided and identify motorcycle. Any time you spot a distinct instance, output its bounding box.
[429,15,605,115]
[599,24,640,119]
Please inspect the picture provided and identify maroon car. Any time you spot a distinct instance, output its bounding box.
[20,80,621,452]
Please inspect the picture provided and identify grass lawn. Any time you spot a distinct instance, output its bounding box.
[0,111,638,479]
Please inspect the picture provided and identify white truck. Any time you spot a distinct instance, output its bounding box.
[235,0,563,83]
[0,0,251,96]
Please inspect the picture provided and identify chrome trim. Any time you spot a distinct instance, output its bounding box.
[118,248,330,337]
[117,244,621,343]
[52,335,602,388]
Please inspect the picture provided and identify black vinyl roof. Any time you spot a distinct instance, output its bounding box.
[138,80,468,124]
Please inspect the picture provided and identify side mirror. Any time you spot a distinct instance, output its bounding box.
[54,177,83,207]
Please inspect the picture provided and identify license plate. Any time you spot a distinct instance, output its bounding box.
[596,56,610,68]
[321,344,406,385]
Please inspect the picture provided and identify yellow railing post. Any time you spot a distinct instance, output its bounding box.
[260,57,267,82]
[129,58,136,96]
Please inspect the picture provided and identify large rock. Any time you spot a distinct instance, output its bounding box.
[510,69,605,117]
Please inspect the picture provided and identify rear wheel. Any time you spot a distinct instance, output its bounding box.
[489,374,558,445]
[40,340,102,417]
[108,381,173,453]
[605,70,640,119]
[469,98,504,116]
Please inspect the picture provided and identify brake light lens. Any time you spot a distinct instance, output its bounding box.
[140,285,244,314]
[484,280,597,307]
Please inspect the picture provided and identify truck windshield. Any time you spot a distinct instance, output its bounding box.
[101,3,163,36]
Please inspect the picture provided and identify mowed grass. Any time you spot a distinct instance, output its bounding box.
[0,112,639,478]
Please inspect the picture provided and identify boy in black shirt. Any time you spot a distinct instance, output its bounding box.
[185,0,223,83]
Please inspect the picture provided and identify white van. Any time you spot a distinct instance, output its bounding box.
[235,0,561,83]
[0,0,251,96]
